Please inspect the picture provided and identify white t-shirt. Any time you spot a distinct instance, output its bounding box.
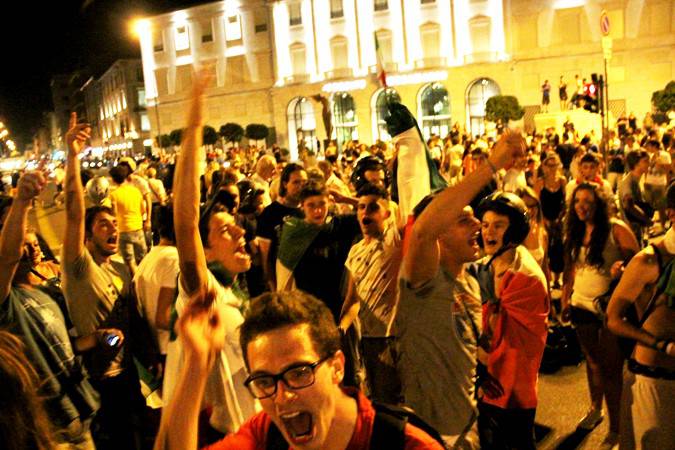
[345,224,401,337]
[133,245,179,354]
[163,271,259,433]
[645,150,672,186]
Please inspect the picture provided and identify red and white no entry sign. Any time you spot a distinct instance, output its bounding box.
[600,10,610,36]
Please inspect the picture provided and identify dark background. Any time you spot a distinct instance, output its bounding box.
[0,0,207,148]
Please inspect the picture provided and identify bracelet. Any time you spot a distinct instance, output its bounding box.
[486,158,498,174]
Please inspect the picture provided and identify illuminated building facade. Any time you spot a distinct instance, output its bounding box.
[90,59,151,155]
[137,0,674,160]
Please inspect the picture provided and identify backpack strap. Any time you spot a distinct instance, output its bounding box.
[371,404,406,450]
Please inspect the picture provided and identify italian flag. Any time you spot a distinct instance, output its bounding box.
[374,33,388,88]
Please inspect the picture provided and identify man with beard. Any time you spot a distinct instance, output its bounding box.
[256,163,307,291]
[61,112,149,449]
[339,183,403,403]
[156,291,444,450]
[396,130,525,448]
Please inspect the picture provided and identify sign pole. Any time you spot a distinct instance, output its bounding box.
[600,10,611,174]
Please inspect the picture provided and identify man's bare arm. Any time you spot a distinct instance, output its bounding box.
[403,131,525,286]
[607,252,660,348]
[173,72,211,297]
[62,113,90,265]
[0,172,46,303]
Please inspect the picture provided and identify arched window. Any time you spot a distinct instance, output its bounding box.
[371,88,400,141]
[418,82,450,140]
[466,78,500,136]
[332,92,358,150]
[287,97,317,160]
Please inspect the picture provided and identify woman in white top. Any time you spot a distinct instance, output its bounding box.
[162,71,259,441]
[561,183,639,448]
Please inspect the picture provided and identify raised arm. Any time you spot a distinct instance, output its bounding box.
[403,131,525,286]
[62,113,90,264]
[173,71,210,297]
[0,172,46,303]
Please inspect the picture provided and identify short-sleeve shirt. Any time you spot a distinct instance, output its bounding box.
[109,183,144,232]
[395,268,481,436]
[345,224,401,337]
[256,201,302,265]
[133,245,179,354]
[163,271,259,433]
[1,286,99,428]
[61,248,131,377]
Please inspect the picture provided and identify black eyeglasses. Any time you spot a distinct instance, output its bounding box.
[243,354,334,399]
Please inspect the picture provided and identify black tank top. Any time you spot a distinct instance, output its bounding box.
[541,185,565,221]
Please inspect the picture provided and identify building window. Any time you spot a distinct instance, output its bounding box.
[153,30,164,52]
[421,0,435,4]
[287,97,317,160]
[331,0,344,19]
[330,36,349,71]
[254,8,268,33]
[201,20,214,43]
[289,3,302,26]
[141,113,151,131]
[466,78,500,136]
[420,22,441,60]
[225,15,242,42]
[372,88,400,141]
[174,25,190,51]
[419,82,451,140]
[374,0,388,12]
[469,15,492,56]
[332,92,358,149]
[290,42,307,76]
[138,88,146,108]
[375,30,392,65]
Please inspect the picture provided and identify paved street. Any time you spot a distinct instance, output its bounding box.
[32,202,613,449]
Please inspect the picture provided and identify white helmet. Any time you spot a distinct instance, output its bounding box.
[86,176,110,205]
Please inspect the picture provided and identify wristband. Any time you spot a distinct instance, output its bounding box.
[487,158,498,174]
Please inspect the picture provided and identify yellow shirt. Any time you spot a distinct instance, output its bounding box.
[110,183,144,232]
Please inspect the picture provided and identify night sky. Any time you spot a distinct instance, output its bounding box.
[0,0,208,149]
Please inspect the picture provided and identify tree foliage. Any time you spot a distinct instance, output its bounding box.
[485,95,525,124]
[219,123,244,144]
[652,81,675,113]
[156,134,171,149]
[203,125,219,146]
[169,129,183,147]
[245,123,269,141]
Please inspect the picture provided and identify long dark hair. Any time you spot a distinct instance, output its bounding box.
[563,183,611,269]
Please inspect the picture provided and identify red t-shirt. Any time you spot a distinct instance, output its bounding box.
[204,389,443,450]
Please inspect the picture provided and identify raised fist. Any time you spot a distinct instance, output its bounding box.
[16,171,46,202]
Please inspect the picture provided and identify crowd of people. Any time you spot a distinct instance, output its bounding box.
[1,69,674,450]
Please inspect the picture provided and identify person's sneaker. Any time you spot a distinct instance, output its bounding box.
[576,408,604,430]
[598,432,619,450]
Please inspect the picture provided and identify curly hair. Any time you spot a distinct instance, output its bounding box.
[563,183,611,269]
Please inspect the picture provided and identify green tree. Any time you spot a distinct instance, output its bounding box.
[485,95,525,125]
[219,123,244,146]
[203,125,219,148]
[156,134,171,149]
[169,129,183,148]
[245,123,269,147]
[652,81,675,114]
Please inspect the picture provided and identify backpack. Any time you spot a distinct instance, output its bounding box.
[265,401,446,450]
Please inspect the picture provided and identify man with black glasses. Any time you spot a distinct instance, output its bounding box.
[155,290,443,449]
